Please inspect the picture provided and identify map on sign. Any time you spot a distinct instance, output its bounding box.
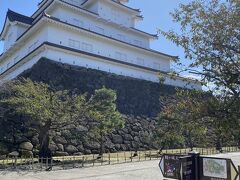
[203,158,227,179]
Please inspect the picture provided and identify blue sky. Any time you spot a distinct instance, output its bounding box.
[0,0,193,75]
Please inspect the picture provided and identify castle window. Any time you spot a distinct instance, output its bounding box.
[69,39,80,49]
[115,52,127,62]
[72,18,83,27]
[69,39,75,47]
[134,40,142,47]
[82,42,93,52]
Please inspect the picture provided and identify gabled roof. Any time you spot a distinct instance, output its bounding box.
[6,9,33,25]
[0,9,33,40]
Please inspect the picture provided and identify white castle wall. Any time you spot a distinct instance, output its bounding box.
[51,4,150,49]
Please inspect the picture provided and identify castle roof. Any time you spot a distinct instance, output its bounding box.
[6,9,33,25]
[0,9,33,40]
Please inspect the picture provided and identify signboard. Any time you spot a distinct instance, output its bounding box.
[159,154,239,180]
[159,154,182,179]
[179,156,195,180]
[199,157,239,180]
[203,158,227,178]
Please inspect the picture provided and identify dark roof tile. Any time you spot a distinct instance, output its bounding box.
[7,9,33,25]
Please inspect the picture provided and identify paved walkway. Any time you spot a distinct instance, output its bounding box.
[0,152,239,180]
[0,160,163,180]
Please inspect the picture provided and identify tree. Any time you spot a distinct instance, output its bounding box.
[155,89,208,152]
[158,0,239,146]
[87,87,124,156]
[1,78,86,158]
[160,0,239,97]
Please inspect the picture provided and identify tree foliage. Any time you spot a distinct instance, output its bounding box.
[157,0,240,149]
[160,0,239,98]
[155,90,209,151]
[87,87,124,155]
[0,78,86,157]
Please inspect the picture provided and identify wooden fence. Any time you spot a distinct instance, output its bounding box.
[0,146,239,171]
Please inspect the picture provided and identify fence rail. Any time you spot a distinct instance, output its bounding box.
[0,146,239,172]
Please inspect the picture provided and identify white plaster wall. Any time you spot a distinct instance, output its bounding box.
[3,24,18,52]
[63,0,86,7]
[0,44,201,90]
[16,24,28,39]
[0,27,48,74]
[46,24,170,72]
[45,47,201,89]
[1,51,46,82]
[46,47,158,81]
[98,1,134,27]
[50,5,149,49]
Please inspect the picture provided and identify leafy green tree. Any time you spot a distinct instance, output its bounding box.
[156,89,208,152]
[158,0,239,147]
[1,78,86,158]
[87,87,124,156]
[160,0,239,97]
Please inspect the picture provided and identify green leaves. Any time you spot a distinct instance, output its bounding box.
[160,0,239,97]
[88,87,124,135]
[1,78,87,131]
[157,0,240,148]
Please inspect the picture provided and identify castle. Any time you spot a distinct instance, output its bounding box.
[0,0,201,89]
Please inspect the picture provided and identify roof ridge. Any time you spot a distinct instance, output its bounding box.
[7,9,33,24]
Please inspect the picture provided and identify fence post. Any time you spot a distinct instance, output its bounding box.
[150,151,152,160]
[124,152,126,163]
[14,157,17,169]
[73,157,75,168]
[131,152,133,162]
[62,157,65,169]
[117,153,119,163]
[138,151,140,161]
[93,154,95,167]
[82,156,84,167]
[108,153,110,165]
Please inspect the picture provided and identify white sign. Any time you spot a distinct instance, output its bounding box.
[203,158,227,179]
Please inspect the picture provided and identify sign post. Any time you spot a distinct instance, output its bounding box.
[159,153,239,180]
[179,155,195,180]
[159,154,182,179]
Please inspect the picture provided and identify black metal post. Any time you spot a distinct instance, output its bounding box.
[188,151,200,180]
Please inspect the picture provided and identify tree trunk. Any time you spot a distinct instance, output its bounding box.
[38,121,52,159]
[158,142,166,154]
[99,132,104,157]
